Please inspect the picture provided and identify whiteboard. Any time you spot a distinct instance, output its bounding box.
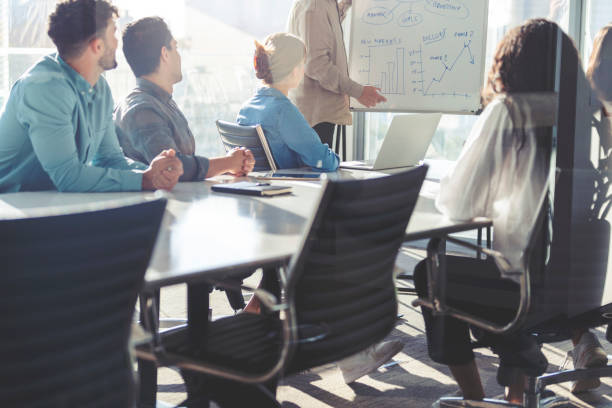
[348,0,488,113]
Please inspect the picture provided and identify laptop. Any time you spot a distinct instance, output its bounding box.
[251,125,322,180]
[340,113,442,171]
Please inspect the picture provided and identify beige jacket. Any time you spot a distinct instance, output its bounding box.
[287,0,363,126]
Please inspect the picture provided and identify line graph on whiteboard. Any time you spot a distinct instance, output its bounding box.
[351,0,487,110]
[410,31,475,98]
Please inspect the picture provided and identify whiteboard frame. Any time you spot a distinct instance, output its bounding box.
[347,0,489,115]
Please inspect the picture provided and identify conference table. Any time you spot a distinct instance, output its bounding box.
[0,169,492,406]
[0,170,491,288]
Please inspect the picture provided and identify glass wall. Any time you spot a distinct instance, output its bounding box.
[107,0,294,157]
[362,0,571,163]
[0,0,294,158]
[583,0,612,63]
[0,1,609,161]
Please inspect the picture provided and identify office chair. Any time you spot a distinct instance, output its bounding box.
[413,22,612,407]
[136,166,428,406]
[0,198,166,408]
[395,227,492,296]
[216,119,277,172]
[415,190,611,408]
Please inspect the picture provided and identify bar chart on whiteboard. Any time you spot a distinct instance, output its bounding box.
[348,0,488,113]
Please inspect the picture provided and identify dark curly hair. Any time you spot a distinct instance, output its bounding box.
[482,19,578,107]
[123,17,173,77]
[48,0,118,59]
[254,40,274,85]
[481,19,581,154]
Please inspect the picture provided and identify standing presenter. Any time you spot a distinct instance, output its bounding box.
[287,0,387,158]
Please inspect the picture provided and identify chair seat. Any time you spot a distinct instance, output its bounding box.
[164,313,282,375]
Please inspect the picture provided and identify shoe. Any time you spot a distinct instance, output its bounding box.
[337,340,404,384]
[568,331,608,393]
[496,339,548,386]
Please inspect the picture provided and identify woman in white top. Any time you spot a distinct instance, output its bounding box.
[578,22,612,393]
[414,19,580,403]
[588,24,612,156]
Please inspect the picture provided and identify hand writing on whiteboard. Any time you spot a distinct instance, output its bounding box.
[357,86,387,107]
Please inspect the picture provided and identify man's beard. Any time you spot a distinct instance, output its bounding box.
[99,47,117,70]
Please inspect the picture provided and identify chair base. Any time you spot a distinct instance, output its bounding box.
[434,397,522,408]
[397,287,418,294]
[433,395,570,408]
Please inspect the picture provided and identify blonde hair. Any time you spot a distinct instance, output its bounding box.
[254,32,306,85]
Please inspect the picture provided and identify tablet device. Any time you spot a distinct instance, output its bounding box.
[211,181,292,197]
[254,171,321,181]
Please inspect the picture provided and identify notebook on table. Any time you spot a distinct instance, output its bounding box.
[211,181,292,197]
[340,113,442,171]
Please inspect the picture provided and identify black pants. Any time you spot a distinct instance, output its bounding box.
[414,256,544,379]
[313,122,346,160]
[313,122,335,146]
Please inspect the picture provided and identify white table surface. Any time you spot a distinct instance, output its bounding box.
[0,171,490,290]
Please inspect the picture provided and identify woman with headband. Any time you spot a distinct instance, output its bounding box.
[237,33,339,171]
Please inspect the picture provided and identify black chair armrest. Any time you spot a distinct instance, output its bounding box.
[135,291,293,384]
[412,236,531,335]
[445,236,520,277]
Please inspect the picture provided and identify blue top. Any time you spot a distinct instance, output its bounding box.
[237,87,339,171]
[0,53,146,193]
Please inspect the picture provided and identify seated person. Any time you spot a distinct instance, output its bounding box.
[414,19,604,403]
[236,33,339,171]
[0,0,182,193]
[588,24,612,150]
[115,17,255,180]
[576,23,612,393]
[240,34,399,383]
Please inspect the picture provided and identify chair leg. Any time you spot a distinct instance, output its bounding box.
[397,287,418,294]
[396,273,417,295]
[137,358,158,408]
[138,290,160,407]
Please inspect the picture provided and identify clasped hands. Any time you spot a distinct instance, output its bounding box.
[226,147,255,176]
[142,149,183,191]
[142,147,256,191]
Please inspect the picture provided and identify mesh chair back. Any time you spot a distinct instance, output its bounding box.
[286,167,427,372]
[216,120,276,171]
[0,198,166,408]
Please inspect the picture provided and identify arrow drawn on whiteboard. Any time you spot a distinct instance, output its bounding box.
[423,39,473,95]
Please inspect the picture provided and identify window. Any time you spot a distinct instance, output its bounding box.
[0,0,294,158]
[582,0,612,64]
[107,0,294,157]
[362,0,571,163]
[1,1,608,162]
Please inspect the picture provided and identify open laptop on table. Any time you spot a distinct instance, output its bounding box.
[340,113,442,171]
[251,125,322,181]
